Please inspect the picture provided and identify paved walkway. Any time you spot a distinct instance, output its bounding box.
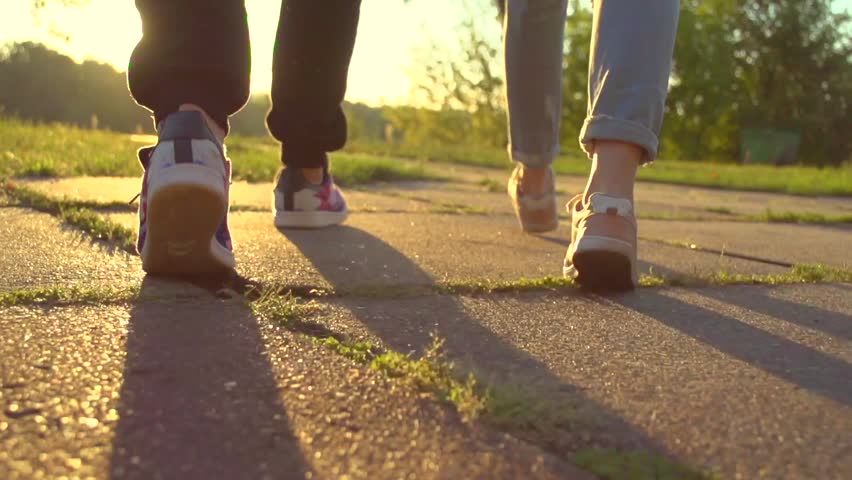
[1,173,850,479]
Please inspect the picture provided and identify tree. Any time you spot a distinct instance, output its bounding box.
[402,0,506,148]
[0,42,151,132]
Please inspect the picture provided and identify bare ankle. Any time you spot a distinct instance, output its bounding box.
[516,165,553,194]
[583,141,641,203]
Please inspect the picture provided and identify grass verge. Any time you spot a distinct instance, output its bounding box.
[0,285,140,307]
[0,118,443,185]
[573,449,713,480]
[748,209,852,225]
[345,139,852,197]
[1,180,137,253]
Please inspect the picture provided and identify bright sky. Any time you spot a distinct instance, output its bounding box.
[0,0,476,106]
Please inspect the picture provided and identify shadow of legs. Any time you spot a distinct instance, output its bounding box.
[280,226,669,453]
[615,289,852,406]
[109,277,309,479]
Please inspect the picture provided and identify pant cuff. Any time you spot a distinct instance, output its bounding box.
[579,115,659,164]
[281,144,329,169]
[508,145,559,168]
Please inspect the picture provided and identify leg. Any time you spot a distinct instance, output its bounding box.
[269,0,361,229]
[128,0,249,274]
[564,0,680,289]
[128,0,251,133]
[503,0,568,233]
[580,0,680,202]
[268,0,361,175]
[505,0,567,169]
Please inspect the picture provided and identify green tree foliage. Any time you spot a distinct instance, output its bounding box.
[0,42,152,133]
[408,0,852,166]
[666,0,852,165]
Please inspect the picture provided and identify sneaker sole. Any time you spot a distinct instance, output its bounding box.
[570,250,635,291]
[142,169,233,275]
[274,210,348,229]
[564,235,638,291]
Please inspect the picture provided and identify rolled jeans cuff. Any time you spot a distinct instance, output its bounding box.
[508,145,559,169]
[579,115,659,164]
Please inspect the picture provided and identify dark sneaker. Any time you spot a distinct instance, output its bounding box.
[136,111,235,274]
[563,193,638,290]
[273,167,348,229]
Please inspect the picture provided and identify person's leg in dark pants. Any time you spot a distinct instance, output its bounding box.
[127,0,250,274]
[129,0,250,134]
[270,0,361,229]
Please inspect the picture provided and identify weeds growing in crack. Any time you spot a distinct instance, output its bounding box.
[573,448,714,480]
[1,181,136,253]
[0,285,140,307]
[247,285,327,334]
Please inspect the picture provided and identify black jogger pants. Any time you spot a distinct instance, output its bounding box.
[128,0,361,168]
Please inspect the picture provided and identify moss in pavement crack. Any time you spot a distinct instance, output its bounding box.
[573,448,715,480]
[1,180,137,253]
[0,285,140,307]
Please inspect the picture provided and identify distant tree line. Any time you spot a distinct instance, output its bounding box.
[0,42,152,133]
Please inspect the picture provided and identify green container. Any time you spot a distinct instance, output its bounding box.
[740,128,801,165]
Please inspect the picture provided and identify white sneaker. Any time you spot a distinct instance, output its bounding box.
[273,167,348,229]
[136,111,235,274]
[563,193,638,290]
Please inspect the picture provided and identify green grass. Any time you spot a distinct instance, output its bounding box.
[252,264,851,302]
[0,118,443,186]
[478,177,504,193]
[1,180,137,253]
[0,285,140,307]
[428,202,491,215]
[573,449,713,480]
[345,140,852,197]
[704,206,735,215]
[748,209,852,225]
[5,118,851,195]
[639,208,852,225]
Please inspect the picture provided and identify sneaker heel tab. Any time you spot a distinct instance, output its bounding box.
[158,111,219,145]
[588,193,634,216]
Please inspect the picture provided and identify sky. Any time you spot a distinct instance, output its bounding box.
[2,0,851,106]
[0,0,476,106]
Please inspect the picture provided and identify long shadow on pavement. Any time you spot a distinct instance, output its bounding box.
[281,226,670,455]
[109,276,309,479]
[699,286,852,341]
[615,289,852,407]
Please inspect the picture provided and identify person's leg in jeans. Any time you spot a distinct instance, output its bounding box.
[269,0,361,229]
[564,0,680,289]
[504,0,568,233]
[128,0,251,274]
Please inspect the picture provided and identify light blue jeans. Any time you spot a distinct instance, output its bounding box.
[504,0,680,166]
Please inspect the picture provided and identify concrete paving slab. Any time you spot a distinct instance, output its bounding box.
[0,294,585,479]
[358,181,742,221]
[641,219,852,268]
[99,211,787,289]
[22,174,852,221]
[316,284,852,480]
[408,163,852,217]
[0,207,142,290]
[18,177,437,214]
